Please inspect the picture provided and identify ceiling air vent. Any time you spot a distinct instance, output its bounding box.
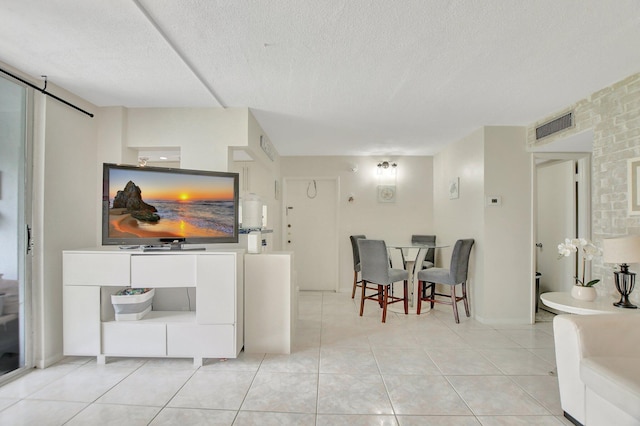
[535,112,573,140]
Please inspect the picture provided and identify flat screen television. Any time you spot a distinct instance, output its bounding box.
[102,163,239,246]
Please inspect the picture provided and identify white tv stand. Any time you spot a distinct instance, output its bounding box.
[63,247,244,367]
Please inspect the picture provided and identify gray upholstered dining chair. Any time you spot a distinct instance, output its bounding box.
[349,235,366,298]
[357,239,409,323]
[416,239,474,323]
[411,234,436,269]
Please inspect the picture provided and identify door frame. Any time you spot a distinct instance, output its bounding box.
[531,152,591,322]
[0,76,34,383]
[282,176,340,292]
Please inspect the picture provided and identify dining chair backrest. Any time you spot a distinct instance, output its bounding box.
[358,239,391,285]
[350,235,366,270]
[449,239,475,284]
[411,234,436,264]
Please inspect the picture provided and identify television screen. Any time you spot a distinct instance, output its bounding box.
[102,163,239,246]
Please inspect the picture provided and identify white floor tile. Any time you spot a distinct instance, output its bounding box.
[0,399,87,425]
[168,370,255,410]
[479,348,555,375]
[426,348,502,375]
[27,364,136,403]
[397,415,481,425]
[384,374,473,416]
[66,403,160,425]
[317,413,399,425]
[476,415,565,425]
[241,371,318,413]
[447,376,551,416]
[234,411,316,425]
[373,347,441,375]
[96,365,195,406]
[317,373,393,415]
[150,407,236,426]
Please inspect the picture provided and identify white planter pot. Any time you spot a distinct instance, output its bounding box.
[571,285,597,302]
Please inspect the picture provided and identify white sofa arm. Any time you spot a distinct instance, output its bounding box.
[553,314,640,425]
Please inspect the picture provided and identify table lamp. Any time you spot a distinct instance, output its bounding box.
[603,235,640,309]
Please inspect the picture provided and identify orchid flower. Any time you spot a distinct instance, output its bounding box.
[557,238,602,287]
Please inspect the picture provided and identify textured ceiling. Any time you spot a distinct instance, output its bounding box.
[1,0,639,156]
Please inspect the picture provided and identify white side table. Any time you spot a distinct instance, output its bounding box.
[540,292,640,315]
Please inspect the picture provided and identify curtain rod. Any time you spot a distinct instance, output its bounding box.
[0,67,94,118]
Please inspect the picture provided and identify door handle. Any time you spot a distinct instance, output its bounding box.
[27,224,34,254]
[535,243,543,248]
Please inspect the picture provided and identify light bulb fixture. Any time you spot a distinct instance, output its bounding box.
[376,161,397,176]
[377,161,397,170]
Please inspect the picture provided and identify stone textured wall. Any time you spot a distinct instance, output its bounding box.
[529,72,640,302]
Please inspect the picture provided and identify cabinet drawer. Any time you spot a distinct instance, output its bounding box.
[64,253,130,286]
[167,324,236,358]
[102,322,166,356]
[131,255,196,287]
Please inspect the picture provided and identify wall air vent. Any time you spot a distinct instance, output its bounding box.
[535,112,573,140]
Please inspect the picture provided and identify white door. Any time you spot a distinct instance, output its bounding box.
[283,178,338,291]
[536,160,576,295]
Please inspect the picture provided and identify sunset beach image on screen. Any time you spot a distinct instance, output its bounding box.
[105,166,237,242]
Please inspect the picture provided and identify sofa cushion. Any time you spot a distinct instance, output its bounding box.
[580,356,640,420]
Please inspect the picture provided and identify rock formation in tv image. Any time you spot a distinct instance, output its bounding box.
[112,181,160,222]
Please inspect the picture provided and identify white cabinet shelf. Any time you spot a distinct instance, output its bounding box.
[63,248,244,366]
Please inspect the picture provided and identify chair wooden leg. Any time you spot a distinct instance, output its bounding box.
[430,282,436,309]
[417,280,423,314]
[352,271,357,298]
[378,284,383,307]
[462,281,470,317]
[359,280,367,316]
[382,285,389,323]
[403,280,408,314]
[451,285,460,323]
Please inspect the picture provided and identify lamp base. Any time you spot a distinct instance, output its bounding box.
[613,268,637,309]
[614,296,638,309]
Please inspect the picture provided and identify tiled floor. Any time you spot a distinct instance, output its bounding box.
[0,292,571,425]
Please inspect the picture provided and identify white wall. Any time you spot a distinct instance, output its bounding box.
[433,129,485,317]
[244,112,282,248]
[281,156,434,292]
[483,127,531,322]
[125,107,248,172]
[434,126,531,324]
[33,88,98,367]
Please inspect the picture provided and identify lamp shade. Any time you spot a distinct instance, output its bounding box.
[603,236,640,264]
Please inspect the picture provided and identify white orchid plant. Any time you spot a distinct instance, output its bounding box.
[557,238,602,287]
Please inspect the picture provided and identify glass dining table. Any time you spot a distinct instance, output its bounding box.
[386,242,450,313]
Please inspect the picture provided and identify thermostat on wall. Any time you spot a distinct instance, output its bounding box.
[486,196,502,206]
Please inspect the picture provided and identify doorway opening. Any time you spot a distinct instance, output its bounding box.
[531,130,593,322]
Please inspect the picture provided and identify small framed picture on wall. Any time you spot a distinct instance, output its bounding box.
[629,157,640,215]
[449,177,459,199]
